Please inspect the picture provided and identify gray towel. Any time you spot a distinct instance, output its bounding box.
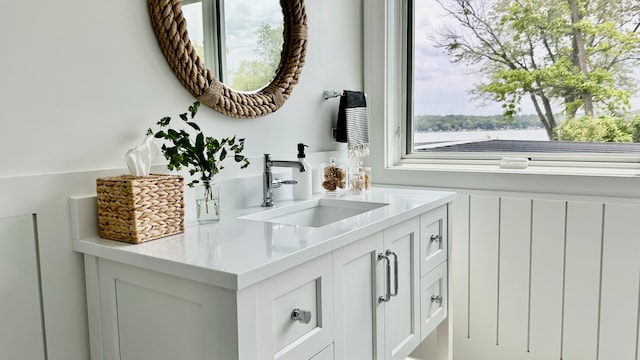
[336,90,370,158]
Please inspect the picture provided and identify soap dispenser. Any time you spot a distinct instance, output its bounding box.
[292,143,312,200]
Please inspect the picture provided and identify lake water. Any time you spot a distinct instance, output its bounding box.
[414,129,549,144]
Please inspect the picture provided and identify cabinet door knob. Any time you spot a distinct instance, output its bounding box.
[430,234,442,242]
[291,308,312,324]
[431,295,443,304]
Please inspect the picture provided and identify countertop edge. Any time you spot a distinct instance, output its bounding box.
[72,239,239,290]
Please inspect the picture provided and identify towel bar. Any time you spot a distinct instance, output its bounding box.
[323,90,368,100]
[323,90,343,99]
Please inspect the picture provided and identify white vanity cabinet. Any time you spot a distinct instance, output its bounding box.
[85,252,334,360]
[333,207,449,360]
[73,188,455,360]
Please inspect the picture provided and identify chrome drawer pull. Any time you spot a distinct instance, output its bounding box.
[385,250,399,297]
[291,308,312,324]
[378,252,391,303]
[431,295,443,304]
[430,234,442,242]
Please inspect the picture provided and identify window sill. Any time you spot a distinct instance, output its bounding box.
[374,159,640,199]
[394,158,640,178]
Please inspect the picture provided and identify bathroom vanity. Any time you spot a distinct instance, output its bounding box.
[72,187,455,360]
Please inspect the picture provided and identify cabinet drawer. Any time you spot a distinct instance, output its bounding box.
[420,206,447,277]
[420,261,448,341]
[255,253,334,360]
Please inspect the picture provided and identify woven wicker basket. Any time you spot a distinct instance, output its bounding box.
[96,174,185,243]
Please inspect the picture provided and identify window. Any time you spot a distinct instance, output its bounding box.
[181,0,283,92]
[405,0,640,165]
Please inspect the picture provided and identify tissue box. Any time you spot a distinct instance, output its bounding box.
[96,174,185,243]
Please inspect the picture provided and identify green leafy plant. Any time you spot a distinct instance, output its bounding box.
[554,115,636,143]
[146,101,250,187]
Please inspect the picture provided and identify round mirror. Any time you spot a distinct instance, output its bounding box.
[148,0,307,119]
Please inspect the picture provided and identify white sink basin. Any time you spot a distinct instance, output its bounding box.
[240,198,388,227]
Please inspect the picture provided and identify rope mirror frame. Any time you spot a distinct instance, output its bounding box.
[148,0,307,119]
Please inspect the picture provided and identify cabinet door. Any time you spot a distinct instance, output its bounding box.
[96,258,238,360]
[383,217,421,360]
[420,206,448,276]
[333,232,384,360]
[420,261,448,341]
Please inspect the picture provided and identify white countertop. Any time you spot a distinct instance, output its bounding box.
[73,187,455,290]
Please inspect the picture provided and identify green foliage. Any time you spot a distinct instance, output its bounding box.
[229,60,277,91]
[632,118,640,143]
[146,101,250,187]
[414,114,543,132]
[255,23,283,68]
[229,23,283,91]
[554,115,640,142]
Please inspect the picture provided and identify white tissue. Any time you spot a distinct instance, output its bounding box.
[125,135,159,176]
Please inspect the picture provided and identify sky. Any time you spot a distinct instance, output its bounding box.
[413,0,640,116]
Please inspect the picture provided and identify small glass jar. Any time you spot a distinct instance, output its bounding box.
[321,157,347,193]
[196,179,220,223]
[349,169,366,194]
[361,166,372,190]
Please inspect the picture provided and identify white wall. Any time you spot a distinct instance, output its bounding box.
[0,0,363,177]
[0,1,364,359]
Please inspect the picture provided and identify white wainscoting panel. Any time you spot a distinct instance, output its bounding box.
[468,196,500,345]
[0,214,46,360]
[563,202,602,360]
[498,197,531,352]
[598,204,640,360]
[529,200,565,359]
[452,193,640,360]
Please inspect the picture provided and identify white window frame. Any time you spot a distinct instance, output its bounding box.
[402,0,640,166]
[364,0,640,196]
[182,0,227,81]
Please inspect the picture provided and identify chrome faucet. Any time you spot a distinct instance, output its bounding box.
[262,154,306,207]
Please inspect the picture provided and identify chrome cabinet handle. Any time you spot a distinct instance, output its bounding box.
[291,308,312,324]
[386,250,399,297]
[378,252,391,303]
[430,234,442,242]
[431,295,443,304]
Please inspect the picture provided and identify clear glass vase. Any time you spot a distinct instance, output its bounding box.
[196,179,220,223]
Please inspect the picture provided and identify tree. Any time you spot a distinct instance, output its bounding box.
[431,0,640,139]
[229,23,283,91]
